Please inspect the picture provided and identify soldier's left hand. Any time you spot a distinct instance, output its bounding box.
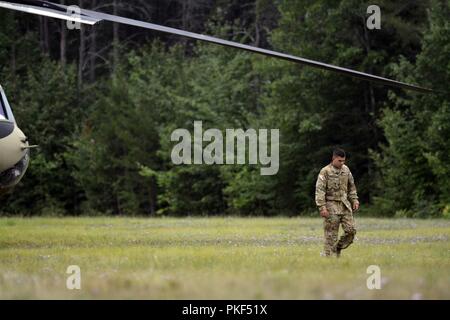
[352,201,360,211]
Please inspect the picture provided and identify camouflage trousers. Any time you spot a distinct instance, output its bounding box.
[323,201,356,257]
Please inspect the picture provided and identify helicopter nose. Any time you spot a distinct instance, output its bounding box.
[0,119,15,139]
[0,122,29,173]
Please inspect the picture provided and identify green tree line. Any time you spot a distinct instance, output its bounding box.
[0,0,448,217]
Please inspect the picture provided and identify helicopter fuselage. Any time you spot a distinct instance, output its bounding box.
[0,85,30,194]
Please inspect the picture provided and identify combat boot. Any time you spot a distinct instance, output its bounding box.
[336,246,342,258]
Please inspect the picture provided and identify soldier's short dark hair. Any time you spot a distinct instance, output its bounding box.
[333,148,346,158]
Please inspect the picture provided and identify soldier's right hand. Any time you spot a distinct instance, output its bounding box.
[320,208,330,218]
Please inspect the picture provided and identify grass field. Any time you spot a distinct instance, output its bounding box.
[0,217,449,299]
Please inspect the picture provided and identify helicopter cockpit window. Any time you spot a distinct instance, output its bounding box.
[0,149,30,190]
[0,95,6,119]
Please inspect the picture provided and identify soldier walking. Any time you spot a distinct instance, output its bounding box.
[315,148,360,257]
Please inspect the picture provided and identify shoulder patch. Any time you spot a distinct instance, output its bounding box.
[320,166,329,176]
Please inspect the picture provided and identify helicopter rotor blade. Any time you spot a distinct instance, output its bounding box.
[0,0,433,93]
[0,0,100,25]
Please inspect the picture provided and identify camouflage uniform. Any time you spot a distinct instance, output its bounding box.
[315,164,359,257]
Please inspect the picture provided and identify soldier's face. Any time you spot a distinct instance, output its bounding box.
[332,156,345,169]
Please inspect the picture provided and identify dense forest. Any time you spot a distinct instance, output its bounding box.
[0,0,448,217]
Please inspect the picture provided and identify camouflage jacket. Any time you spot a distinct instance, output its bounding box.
[315,164,358,212]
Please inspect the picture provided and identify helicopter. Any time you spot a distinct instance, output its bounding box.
[0,0,432,194]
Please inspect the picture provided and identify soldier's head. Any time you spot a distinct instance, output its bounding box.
[331,148,346,169]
